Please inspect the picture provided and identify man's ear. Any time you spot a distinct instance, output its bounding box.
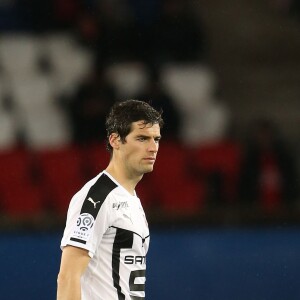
[108,133,120,150]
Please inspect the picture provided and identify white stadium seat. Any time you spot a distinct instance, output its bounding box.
[42,34,94,95]
[0,77,17,149]
[11,75,71,149]
[105,62,149,98]
[0,35,41,77]
[0,110,18,149]
[160,63,217,111]
[160,64,229,145]
[181,101,230,146]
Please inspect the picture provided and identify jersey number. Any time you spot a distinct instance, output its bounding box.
[112,227,146,300]
[129,269,146,300]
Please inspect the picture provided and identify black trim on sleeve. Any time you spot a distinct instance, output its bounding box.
[70,237,87,244]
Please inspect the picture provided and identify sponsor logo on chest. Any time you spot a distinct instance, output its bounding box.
[112,201,129,210]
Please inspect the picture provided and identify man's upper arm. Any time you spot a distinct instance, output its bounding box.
[59,245,91,278]
[57,246,91,300]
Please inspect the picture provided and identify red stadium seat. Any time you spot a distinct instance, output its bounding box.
[81,142,110,178]
[0,148,45,218]
[0,148,34,189]
[35,146,85,215]
[135,172,158,211]
[191,140,241,203]
[1,184,44,218]
[152,141,206,216]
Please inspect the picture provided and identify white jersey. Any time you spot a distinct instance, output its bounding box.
[61,171,150,300]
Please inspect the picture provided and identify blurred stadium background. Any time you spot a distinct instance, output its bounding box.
[0,0,300,299]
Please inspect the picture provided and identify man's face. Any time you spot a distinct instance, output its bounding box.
[119,121,161,177]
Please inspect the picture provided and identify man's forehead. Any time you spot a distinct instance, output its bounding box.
[131,121,160,132]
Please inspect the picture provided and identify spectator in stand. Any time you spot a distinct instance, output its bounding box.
[18,0,83,32]
[268,0,300,20]
[239,119,299,213]
[68,66,117,145]
[75,0,208,67]
[149,0,207,65]
[289,0,300,20]
[75,0,141,65]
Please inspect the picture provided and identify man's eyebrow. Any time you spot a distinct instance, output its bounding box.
[136,134,162,139]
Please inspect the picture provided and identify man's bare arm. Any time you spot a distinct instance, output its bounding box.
[57,246,91,300]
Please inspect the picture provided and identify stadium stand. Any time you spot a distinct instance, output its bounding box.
[0,34,41,77]
[34,145,85,216]
[150,140,207,216]
[11,74,71,149]
[0,33,231,225]
[0,147,44,220]
[160,64,230,146]
[191,140,242,205]
[81,142,110,178]
[105,62,149,99]
[0,77,17,149]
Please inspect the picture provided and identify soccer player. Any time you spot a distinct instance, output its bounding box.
[57,100,163,300]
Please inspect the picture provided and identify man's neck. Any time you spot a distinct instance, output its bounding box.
[105,163,142,196]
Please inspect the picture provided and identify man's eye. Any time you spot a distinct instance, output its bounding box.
[137,137,146,141]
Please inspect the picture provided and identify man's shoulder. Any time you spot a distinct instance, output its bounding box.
[80,172,118,211]
[87,172,118,200]
[69,172,118,216]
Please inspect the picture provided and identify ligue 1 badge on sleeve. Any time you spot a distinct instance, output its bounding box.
[71,213,95,242]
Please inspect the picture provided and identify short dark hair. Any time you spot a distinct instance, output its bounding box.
[105,99,164,153]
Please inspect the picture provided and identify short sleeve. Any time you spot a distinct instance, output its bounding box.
[60,173,117,257]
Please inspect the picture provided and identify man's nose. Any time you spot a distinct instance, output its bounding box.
[148,139,158,152]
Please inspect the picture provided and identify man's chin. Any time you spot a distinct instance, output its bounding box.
[142,166,154,174]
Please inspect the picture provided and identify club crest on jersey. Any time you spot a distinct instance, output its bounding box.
[71,213,95,243]
[112,201,129,210]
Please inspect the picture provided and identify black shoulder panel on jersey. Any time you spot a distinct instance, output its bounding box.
[80,173,117,219]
